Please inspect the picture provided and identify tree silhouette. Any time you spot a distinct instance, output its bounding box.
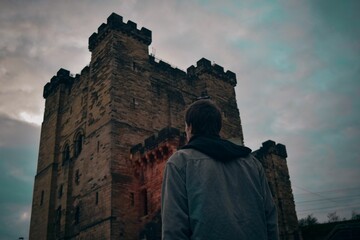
[299,214,319,227]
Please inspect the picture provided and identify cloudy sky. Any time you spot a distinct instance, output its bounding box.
[0,0,359,238]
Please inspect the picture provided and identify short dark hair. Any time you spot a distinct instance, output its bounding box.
[185,99,222,136]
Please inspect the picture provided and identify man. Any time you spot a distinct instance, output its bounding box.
[161,99,279,240]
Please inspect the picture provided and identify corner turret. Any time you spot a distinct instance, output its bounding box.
[254,140,288,159]
[187,58,237,86]
[43,68,74,98]
[88,13,152,52]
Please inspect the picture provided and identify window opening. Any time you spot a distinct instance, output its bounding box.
[62,144,70,164]
[141,189,148,216]
[58,184,63,199]
[130,192,135,207]
[75,206,80,224]
[40,190,44,206]
[74,133,84,157]
[56,206,62,226]
[75,170,80,185]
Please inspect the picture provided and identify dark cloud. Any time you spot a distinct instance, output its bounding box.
[0,114,40,147]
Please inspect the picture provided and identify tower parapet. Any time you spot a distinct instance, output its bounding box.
[254,140,288,159]
[88,13,152,51]
[130,127,184,157]
[148,55,186,78]
[148,55,237,86]
[187,58,237,86]
[43,68,74,98]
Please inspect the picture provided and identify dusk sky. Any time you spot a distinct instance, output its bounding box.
[0,0,359,239]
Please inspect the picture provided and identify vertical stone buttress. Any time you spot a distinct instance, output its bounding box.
[253,140,302,240]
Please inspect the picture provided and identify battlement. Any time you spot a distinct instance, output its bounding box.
[130,127,184,155]
[149,55,186,77]
[149,55,237,85]
[43,68,75,98]
[187,58,237,86]
[89,13,152,51]
[253,140,288,158]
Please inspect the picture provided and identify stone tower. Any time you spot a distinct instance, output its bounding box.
[253,141,302,240]
[29,13,244,240]
[29,13,299,239]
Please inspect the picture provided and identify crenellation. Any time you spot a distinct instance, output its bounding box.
[89,12,152,51]
[81,66,89,75]
[98,23,107,35]
[158,60,171,70]
[187,57,237,86]
[130,127,183,156]
[225,70,236,81]
[149,55,187,77]
[43,68,75,98]
[213,63,224,73]
[275,143,288,158]
[125,20,137,30]
[196,57,212,69]
[255,140,288,159]
[107,12,123,27]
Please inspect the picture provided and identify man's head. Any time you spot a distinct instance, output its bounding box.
[185,99,222,141]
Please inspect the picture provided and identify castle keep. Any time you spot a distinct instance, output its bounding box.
[30,13,300,239]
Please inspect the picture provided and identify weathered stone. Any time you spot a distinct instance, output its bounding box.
[30,12,298,240]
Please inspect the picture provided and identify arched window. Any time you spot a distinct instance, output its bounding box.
[62,144,70,164]
[74,132,84,157]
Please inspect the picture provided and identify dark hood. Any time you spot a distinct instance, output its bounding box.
[181,135,252,162]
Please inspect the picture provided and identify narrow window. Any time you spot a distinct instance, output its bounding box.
[40,190,44,206]
[95,192,99,205]
[74,133,84,157]
[130,192,135,207]
[132,98,137,109]
[75,170,80,185]
[97,141,100,153]
[58,184,63,199]
[75,206,80,224]
[141,189,148,216]
[62,144,70,164]
[56,206,62,226]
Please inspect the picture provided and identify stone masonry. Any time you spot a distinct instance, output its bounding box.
[29,12,300,239]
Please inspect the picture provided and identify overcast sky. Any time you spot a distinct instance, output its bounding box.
[0,0,359,239]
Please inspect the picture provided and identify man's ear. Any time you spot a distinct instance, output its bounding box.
[185,123,192,133]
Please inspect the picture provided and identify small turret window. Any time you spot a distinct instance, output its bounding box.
[75,206,80,224]
[140,189,148,216]
[58,184,63,199]
[40,190,44,206]
[56,206,62,227]
[62,144,70,164]
[74,132,84,157]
